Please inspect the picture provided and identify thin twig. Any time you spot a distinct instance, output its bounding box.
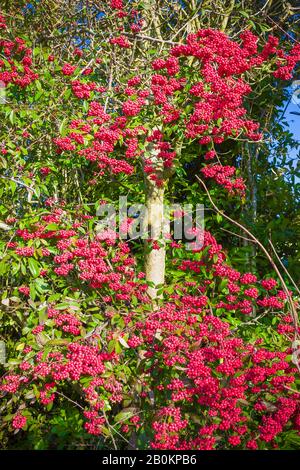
[55,391,85,410]
[123,33,180,46]
[104,52,115,113]
[103,409,117,450]
[284,385,300,395]
[268,238,300,296]
[253,0,272,16]
[196,175,300,349]
[0,175,39,198]
[220,227,254,244]
[266,15,300,46]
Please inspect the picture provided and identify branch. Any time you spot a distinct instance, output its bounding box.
[122,32,180,45]
[0,175,39,198]
[104,51,115,113]
[220,227,254,244]
[253,0,272,16]
[268,238,300,296]
[196,175,300,346]
[55,391,85,410]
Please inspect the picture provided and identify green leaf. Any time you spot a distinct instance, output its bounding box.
[10,180,17,195]
[21,262,27,276]
[9,110,16,125]
[114,407,137,424]
[30,283,36,300]
[119,336,130,349]
[240,10,250,18]
[28,258,40,277]
[59,118,68,135]
[0,261,8,275]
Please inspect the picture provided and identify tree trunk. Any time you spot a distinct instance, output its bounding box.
[144,175,166,299]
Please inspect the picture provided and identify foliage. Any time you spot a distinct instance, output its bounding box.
[0,1,300,451]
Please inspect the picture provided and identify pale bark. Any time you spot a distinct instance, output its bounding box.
[144,175,166,299]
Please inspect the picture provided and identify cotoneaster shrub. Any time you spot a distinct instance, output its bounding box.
[0,4,300,450]
[0,207,299,449]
